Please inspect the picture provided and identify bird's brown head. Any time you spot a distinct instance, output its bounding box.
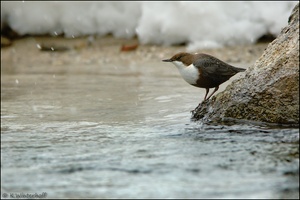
[162,52,194,66]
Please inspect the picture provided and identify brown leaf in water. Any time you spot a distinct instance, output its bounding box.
[120,44,138,52]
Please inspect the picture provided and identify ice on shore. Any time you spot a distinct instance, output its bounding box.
[1,1,297,50]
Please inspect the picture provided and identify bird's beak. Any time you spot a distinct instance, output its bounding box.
[162,59,172,62]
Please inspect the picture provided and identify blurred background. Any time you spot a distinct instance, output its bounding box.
[1,1,297,50]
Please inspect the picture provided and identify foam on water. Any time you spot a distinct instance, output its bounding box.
[1,1,297,50]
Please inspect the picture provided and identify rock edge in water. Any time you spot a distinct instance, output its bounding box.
[192,3,299,126]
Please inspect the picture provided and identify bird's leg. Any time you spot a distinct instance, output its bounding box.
[204,88,209,101]
[191,88,210,114]
[196,88,209,109]
[206,86,219,100]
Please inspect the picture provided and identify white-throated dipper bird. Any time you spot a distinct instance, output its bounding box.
[162,52,246,103]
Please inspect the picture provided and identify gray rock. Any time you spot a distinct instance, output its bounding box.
[192,3,299,126]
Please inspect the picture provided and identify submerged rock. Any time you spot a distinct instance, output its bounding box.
[192,3,299,126]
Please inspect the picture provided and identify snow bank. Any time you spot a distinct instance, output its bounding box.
[1,1,297,50]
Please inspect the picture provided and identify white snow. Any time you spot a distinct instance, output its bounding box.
[1,1,297,50]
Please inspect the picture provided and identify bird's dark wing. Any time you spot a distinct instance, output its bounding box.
[193,54,243,85]
[193,54,239,77]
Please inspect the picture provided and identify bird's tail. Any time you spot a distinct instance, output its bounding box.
[234,67,246,72]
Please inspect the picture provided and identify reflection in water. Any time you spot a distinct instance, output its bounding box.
[1,61,299,199]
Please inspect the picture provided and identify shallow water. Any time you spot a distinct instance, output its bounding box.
[1,59,299,199]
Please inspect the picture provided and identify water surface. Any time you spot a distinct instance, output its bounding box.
[1,60,299,199]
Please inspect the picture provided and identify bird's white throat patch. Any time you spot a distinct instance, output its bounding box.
[173,61,199,85]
